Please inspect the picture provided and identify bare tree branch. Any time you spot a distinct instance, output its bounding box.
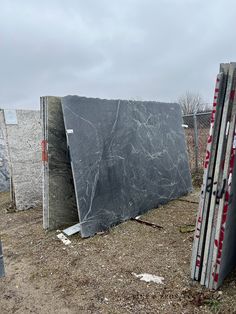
[178,92,207,115]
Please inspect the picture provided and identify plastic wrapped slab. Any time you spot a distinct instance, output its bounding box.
[209,68,236,289]
[214,158,236,288]
[200,63,236,286]
[191,67,228,281]
[62,96,192,238]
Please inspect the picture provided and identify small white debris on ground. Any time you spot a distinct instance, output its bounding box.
[57,233,71,245]
[132,272,164,284]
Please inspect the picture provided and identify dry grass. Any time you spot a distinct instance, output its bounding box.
[1,190,236,313]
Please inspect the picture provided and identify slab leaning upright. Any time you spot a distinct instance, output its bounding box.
[62,96,192,238]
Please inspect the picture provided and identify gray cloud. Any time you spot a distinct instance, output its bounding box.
[1,0,236,109]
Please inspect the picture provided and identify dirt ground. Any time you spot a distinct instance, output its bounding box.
[1,190,236,314]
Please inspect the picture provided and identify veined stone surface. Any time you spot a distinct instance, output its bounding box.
[62,96,192,237]
[0,110,10,192]
[5,110,42,210]
[41,97,78,230]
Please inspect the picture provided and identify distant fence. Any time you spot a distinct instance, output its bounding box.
[183,111,211,174]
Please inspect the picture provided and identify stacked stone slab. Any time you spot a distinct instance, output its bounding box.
[191,62,236,289]
[41,97,78,230]
[0,110,10,192]
[0,240,5,278]
[41,95,192,238]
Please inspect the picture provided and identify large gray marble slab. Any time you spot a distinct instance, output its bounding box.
[4,110,42,209]
[0,111,10,192]
[62,96,192,238]
[41,97,78,229]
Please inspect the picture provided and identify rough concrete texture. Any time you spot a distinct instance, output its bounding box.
[0,110,10,192]
[5,110,42,210]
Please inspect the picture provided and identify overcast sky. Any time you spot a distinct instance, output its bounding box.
[1,0,236,109]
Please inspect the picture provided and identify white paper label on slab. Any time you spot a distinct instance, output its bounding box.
[67,129,73,134]
[4,109,18,125]
[226,122,230,136]
[233,135,236,148]
[209,125,213,136]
